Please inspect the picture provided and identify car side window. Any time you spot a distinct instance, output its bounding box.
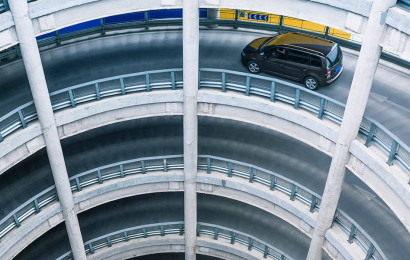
[286,49,309,65]
[310,55,322,67]
[272,48,286,60]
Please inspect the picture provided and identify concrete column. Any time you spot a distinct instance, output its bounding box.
[183,0,199,259]
[307,0,397,259]
[207,8,220,28]
[8,0,87,259]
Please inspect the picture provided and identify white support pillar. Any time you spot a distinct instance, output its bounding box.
[8,0,87,259]
[183,0,199,259]
[307,0,397,259]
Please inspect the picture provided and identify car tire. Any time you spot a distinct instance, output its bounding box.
[304,76,319,90]
[247,61,260,74]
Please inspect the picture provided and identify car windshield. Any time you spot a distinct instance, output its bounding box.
[326,45,341,68]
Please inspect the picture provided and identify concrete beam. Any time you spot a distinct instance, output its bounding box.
[183,0,199,259]
[7,0,86,259]
[307,0,398,259]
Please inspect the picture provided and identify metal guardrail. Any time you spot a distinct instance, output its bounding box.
[0,9,409,68]
[0,155,387,260]
[56,221,292,260]
[0,68,408,176]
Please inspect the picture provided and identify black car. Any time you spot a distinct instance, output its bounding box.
[241,32,343,90]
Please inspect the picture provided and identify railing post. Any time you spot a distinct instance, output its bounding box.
[318,98,325,119]
[279,15,284,33]
[213,227,218,240]
[206,157,211,174]
[120,164,125,178]
[124,231,129,242]
[230,231,235,244]
[290,184,296,201]
[365,243,375,260]
[264,245,269,258]
[120,78,126,95]
[88,243,94,254]
[387,140,398,165]
[100,18,105,35]
[34,198,40,213]
[228,162,232,177]
[55,30,61,45]
[144,11,149,30]
[347,224,357,243]
[141,160,146,174]
[75,178,82,191]
[221,72,226,92]
[107,237,112,247]
[13,214,20,227]
[248,237,253,250]
[97,170,103,184]
[294,88,300,109]
[160,225,165,236]
[68,89,76,108]
[324,26,330,38]
[310,195,317,213]
[0,132,3,142]
[249,167,254,183]
[171,71,176,90]
[234,10,239,29]
[143,227,148,238]
[365,123,377,147]
[270,175,276,190]
[17,110,27,128]
[245,76,250,96]
[146,73,150,92]
[270,82,276,102]
[95,83,101,100]
[163,159,167,172]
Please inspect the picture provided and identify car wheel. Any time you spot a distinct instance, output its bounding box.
[247,61,260,74]
[304,76,319,90]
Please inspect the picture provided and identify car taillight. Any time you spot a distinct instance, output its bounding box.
[326,71,331,79]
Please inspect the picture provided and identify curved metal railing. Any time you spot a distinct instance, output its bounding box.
[0,155,387,260]
[55,221,292,260]
[1,68,407,176]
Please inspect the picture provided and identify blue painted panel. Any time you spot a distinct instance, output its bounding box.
[36,31,56,40]
[104,12,145,24]
[199,8,208,18]
[59,19,101,34]
[149,9,182,20]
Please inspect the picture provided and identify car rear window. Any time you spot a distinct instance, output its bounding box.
[326,45,341,68]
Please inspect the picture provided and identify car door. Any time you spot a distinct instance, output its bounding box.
[281,49,310,81]
[261,47,287,77]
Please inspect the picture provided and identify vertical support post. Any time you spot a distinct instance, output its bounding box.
[290,184,296,201]
[347,224,357,243]
[144,11,149,30]
[18,110,27,128]
[206,157,211,174]
[245,76,250,96]
[318,98,326,119]
[270,82,276,102]
[8,1,87,259]
[270,175,276,190]
[310,195,317,213]
[221,72,226,92]
[34,198,40,213]
[234,10,239,29]
[146,73,150,92]
[307,1,397,259]
[387,140,398,165]
[365,123,377,147]
[95,83,101,100]
[183,0,199,259]
[171,71,176,90]
[294,88,300,109]
[120,164,125,178]
[68,89,76,108]
[279,15,284,32]
[100,18,105,35]
[365,243,375,260]
[324,26,330,37]
[249,167,254,183]
[120,78,125,95]
[163,159,168,172]
[227,162,232,177]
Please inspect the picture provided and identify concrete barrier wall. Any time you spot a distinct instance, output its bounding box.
[0,170,363,259]
[0,89,408,231]
[0,0,409,58]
